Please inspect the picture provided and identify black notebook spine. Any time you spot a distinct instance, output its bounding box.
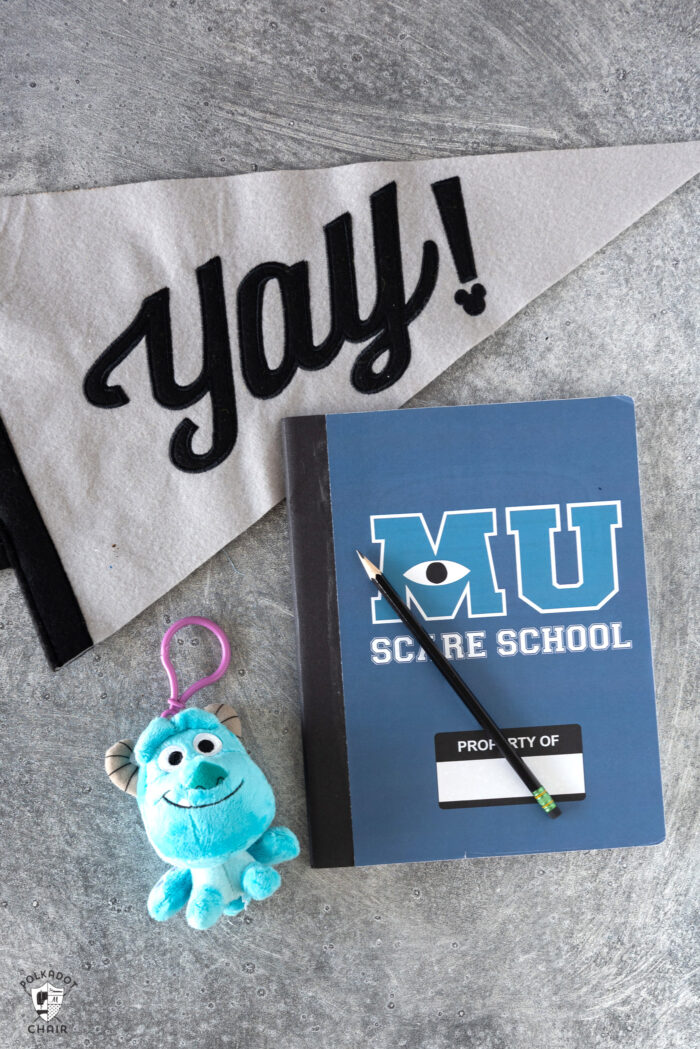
[282,415,354,869]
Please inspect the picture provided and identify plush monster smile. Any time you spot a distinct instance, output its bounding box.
[161,779,244,809]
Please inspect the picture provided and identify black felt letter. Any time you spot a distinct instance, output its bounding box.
[237,181,439,400]
[350,181,439,393]
[84,256,237,473]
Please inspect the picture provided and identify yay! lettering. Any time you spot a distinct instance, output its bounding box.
[83,178,485,473]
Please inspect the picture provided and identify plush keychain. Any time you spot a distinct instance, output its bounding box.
[105,616,299,930]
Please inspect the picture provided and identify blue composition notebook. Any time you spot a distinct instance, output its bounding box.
[282,397,665,867]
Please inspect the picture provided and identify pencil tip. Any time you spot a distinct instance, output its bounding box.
[356,550,379,579]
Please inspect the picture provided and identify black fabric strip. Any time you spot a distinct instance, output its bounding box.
[283,414,355,868]
[0,415,93,668]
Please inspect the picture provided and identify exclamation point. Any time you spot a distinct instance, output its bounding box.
[431,176,487,316]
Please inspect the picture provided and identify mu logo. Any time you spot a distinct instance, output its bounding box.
[370,501,622,622]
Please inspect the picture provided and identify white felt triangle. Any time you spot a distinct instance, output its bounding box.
[0,142,697,653]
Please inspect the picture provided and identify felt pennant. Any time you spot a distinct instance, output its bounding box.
[0,142,697,666]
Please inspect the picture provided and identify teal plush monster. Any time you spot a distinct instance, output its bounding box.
[105,703,299,929]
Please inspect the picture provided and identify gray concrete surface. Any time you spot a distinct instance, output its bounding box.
[1,1,698,1047]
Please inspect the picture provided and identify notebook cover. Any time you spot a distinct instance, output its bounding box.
[283,397,665,867]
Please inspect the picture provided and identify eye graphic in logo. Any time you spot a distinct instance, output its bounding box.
[403,560,470,586]
[31,984,64,1022]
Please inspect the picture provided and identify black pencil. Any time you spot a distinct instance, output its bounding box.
[356,551,562,819]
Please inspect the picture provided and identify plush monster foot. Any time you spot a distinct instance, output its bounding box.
[186,886,225,930]
[148,867,193,922]
[224,897,246,916]
[241,862,282,900]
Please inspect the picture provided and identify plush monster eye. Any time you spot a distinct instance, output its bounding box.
[157,745,186,771]
[403,560,470,586]
[193,732,223,756]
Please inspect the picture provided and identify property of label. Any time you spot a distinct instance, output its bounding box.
[434,723,585,808]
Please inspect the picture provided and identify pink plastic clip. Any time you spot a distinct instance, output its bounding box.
[159,616,231,718]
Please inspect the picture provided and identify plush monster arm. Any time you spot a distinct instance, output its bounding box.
[247,826,300,865]
[242,827,299,901]
[147,867,193,922]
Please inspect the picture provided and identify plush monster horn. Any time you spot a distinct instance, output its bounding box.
[204,702,243,738]
[105,739,139,796]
